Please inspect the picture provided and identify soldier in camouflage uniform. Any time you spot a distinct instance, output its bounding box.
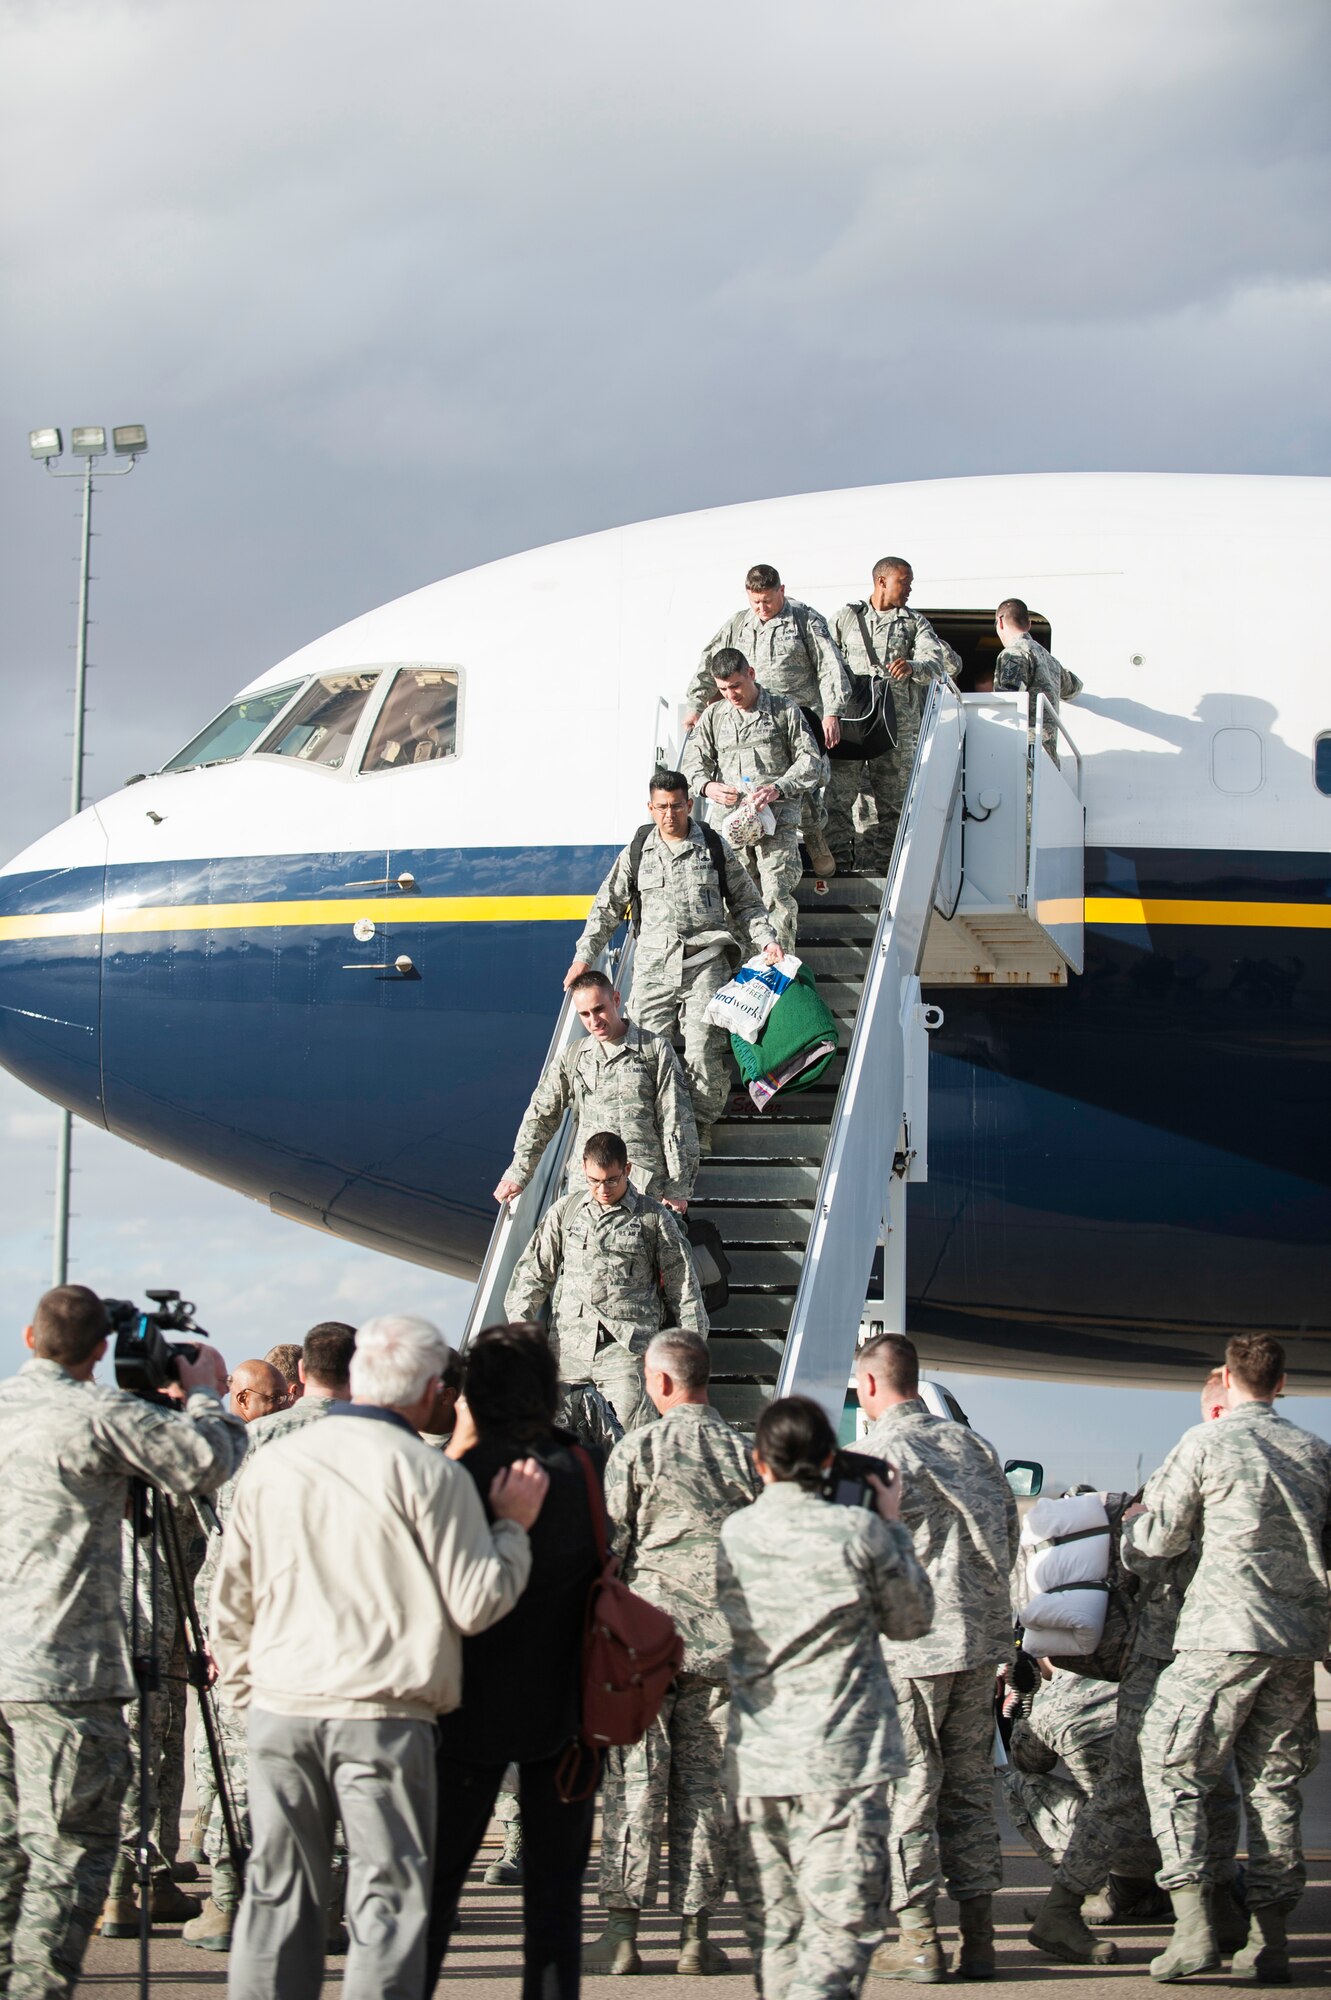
[566,771,781,1140]
[495,970,697,1213]
[1124,1333,1331,1984]
[590,1330,760,1976]
[685,564,850,877]
[854,1334,1019,1982]
[682,653,828,950]
[993,598,1082,767]
[0,1285,243,2000]
[825,560,959,876]
[184,1328,356,1949]
[1029,1373,1242,1967]
[717,1394,932,2000]
[1002,1664,1118,1869]
[505,1131,707,1430]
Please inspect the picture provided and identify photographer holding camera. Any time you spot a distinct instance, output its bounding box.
[716,1395,933,2000]
[0,1283,244,2000]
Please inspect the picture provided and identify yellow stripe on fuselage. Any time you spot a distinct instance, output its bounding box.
[0,894,596,942]
[1,892,1329,945]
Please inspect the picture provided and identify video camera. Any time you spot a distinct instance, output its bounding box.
[105,1289,206,1399]
[820,1447,894,1510]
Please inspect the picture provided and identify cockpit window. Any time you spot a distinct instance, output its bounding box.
[255,672,382,769]
[161,681,302,773]
[361,668,460,773]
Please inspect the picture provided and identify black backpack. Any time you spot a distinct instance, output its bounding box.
[683,1217,730,1314]
[624,820,730,935]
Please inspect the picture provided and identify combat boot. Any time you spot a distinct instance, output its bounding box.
[149,1871,202,1924]
[803,823,837,878]
[1230,1903,1291,1985]
[953,1895,996,1980]
[585,1909,642,1974]
[1084,1874,1173,1926]
[1209,1877,1251,1956]
[1028,1882,1118,1965]
[1149,1882,1220,1982]
[99,1893,141,1940]
[484,1816,523,1885]
[870,1905,945,1983]
[187,1804,209,1867]
[677,1910,730,1974]
[181,1895,233,1952]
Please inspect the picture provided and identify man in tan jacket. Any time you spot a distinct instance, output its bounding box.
[211,1313,549,2000]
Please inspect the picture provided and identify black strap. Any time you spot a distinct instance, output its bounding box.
[853,603,879,669]
[625,822,728,936]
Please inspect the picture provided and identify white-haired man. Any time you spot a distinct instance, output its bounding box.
[211,1315,550,2000]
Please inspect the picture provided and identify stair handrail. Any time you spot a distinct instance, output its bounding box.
[776,679,966,1418]
[460,701,682,1349]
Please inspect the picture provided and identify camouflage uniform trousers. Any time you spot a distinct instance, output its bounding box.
[203,1697,250,1912]
[1003,1765,1088,1869]
[191,1704,218,1853]
[106,1684,176,1897]
[0,1697,132,1999]
[1140,1649,1319,1908]
[629,955,734,1134]
[885,1664,1002,1909]
[600,1672,733,1915]
[154,1666,191,1869]
[735,829,804,952]
[1058,1655,1238,1895]
[735,1784,891,2000]
[590,1340,652,1433]
[825,749,907,876]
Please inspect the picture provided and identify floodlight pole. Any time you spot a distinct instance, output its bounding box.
[39,442,140,1286]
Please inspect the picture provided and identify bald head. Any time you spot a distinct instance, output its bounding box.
[230,1359,288,1423]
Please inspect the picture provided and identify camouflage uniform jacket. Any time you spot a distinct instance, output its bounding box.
[504,1185,708,1381]
[993,634,1082,759]
[0,1358,246,1701]
[1122,1402,1331,1658]
[681,686,828,834]
[1009,1669,1118,1790]
[687,599,851,719]
[605,1402,760,1677]
[717,1482,932,1793]
[574,821,776,993]
[1126,1536,1199,1663]
[833,602,958,744]
[506,1023,698,1203]
[860,1398,1020,1675]
[198,1396,336,1620]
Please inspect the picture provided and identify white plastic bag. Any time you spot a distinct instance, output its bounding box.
[705,953,802,1045]
[1018,1492,1111,1655]
[722,797,777,847]
[1020,1590,1109,1657]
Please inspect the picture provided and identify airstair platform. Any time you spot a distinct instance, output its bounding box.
[463,686,1085,1426]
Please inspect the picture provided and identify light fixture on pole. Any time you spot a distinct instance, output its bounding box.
[29,421,149,1285]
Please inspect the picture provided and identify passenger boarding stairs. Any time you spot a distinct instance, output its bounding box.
[464,686,1085,1426]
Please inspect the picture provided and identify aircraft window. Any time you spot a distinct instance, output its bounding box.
[1317,735,1331,795]
[255,672,382,769]
[161,680,302,772]
[361,668,460,773]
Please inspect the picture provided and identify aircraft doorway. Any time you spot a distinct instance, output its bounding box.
[920,608,1052,692]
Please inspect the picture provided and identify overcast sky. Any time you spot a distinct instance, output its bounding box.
[2,0,1328,1484]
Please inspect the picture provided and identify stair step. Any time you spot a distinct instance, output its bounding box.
[797,910,880,942]
[709,1334,786,1374]
[798,946,873,980]
[709,1123,828,1159]
[710,1294,796,1329]
[721,1089,839,1123]
[711,1383,776,1425]
[796,876,886,910]
[690,1206,811,1244]
[726,1248,805,1289]
[693,1164,821,1199]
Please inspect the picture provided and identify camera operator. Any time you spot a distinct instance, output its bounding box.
[0,1284,243,2000]
[716,1395,932,2000]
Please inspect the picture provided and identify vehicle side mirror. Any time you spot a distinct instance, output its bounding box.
[1004,1459,1044,1499]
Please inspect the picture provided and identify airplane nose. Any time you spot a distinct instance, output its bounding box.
[0,808,108,1128]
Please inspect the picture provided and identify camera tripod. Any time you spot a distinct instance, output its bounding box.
[127,1477,245,2000]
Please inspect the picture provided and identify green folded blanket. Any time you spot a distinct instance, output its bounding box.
[730,966,840,1100]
